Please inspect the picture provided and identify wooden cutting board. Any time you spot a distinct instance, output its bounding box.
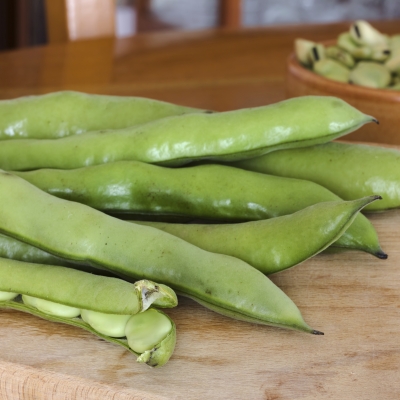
[1,159,399,400]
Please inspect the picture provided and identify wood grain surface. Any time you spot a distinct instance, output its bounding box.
[0,168,399,399]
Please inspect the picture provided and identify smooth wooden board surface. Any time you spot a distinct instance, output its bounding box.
[0,187,399,399]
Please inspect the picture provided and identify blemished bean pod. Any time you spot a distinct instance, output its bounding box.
[0,171,322,335]
[0,96,376,170]
[0,258,177,367]
[132,197,381,274]
[13,161,385,258]
[230,142,400,212]
[0,91,204,140]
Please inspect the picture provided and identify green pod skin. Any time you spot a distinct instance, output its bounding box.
[0,259,177,313]
[0,259,178,367]
[13,161,385,258]
[0,171,322,335]
[231,141,400,213]
[0,91,204,140]
[0,96,376,170]
[133,197,381,274]
[0,232,118,277]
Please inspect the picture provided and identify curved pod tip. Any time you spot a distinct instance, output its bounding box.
[376,251,388,260]
[312,330,324,335]
[135,280,178,311]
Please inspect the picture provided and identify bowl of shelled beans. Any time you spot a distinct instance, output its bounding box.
[286,20,400,145]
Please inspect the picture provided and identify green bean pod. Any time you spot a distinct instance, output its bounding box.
[0,232,119,276]
[0,91,204,140]
[0,258,177,367]
[132,196,381,274]
[0,96,376,170]
[13,161,385,258]
[231,142,400,212]
[0,171,322,335]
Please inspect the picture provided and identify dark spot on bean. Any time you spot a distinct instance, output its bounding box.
[354,24,361,38]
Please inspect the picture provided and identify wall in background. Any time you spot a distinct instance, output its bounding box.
[1,0,399,51]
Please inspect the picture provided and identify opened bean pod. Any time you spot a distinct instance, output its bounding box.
[0,91,205,140]
[231,141,400,212]
[0,171,323,335]
[0,96,375,170]
[13,161,385,258]
[132,197,381,274]
[0,258,177,367]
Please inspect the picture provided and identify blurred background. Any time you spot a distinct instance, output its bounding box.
[1,0,400,50]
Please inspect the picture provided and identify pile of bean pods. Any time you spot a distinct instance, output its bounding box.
[0,91,399,368]
[295,20,400,89]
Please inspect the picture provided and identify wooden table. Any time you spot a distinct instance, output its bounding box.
[1,22,400,399]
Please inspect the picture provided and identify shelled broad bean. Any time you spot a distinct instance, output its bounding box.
[295,20,400,89]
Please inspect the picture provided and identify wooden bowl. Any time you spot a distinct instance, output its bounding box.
[285,52,400,145]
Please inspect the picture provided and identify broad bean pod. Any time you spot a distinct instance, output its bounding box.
[231,142,400,212]
[132,197,380,274]
[0,171,322,335]
[14,161,385,258]
[0,96,375,170]
[0,258,177,367]
[0,91,204,140]
[0,232,117,276]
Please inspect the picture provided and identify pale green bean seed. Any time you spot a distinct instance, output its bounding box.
[349,61,391,88]
[385,55,400,74]
[337,33,372,59]
[294,38,316,66]
[81,309,132,338]
[313,59,350,83]
[391,35,400,47]
[22,294,81,318]
[125,309,172,354]
[350,20,388,47]
[0,290,18,301]
[325,46,355,68]
[308,43,325,64]
[388,82,400,90]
